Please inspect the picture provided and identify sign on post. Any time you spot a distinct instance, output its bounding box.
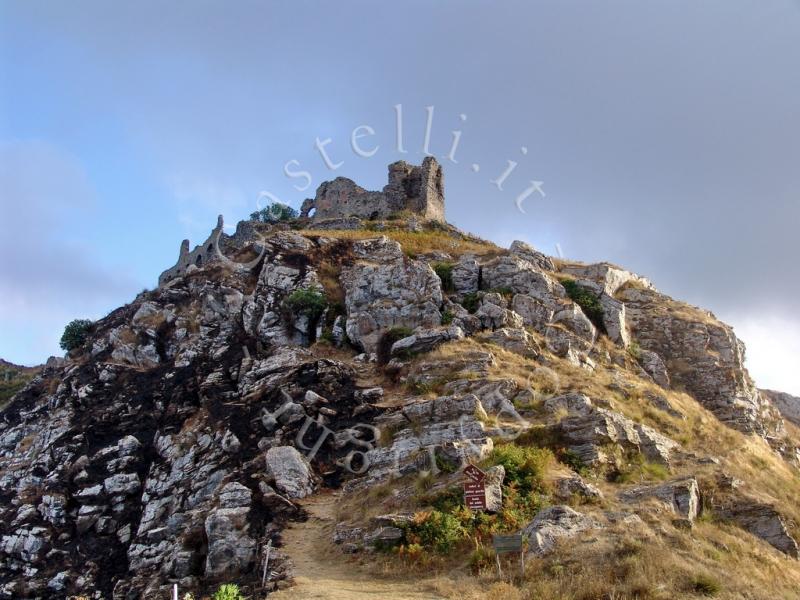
[492,533,525,576]
[462,464,487,511]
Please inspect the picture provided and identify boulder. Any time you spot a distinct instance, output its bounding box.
[554,476,603,502]
[482,465,505,512]
[523,506,597,556]
[265,446,318,499]
[719,501,799,558]
[479,327,539,358]
[620,478,700,522]
[390,326,464,357]
[204,507,256,577]
[508,240,555,272]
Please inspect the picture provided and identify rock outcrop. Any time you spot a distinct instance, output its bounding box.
[300,157,445,223]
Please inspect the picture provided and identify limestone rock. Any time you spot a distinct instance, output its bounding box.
[390,326,464,357]
[638,350,670,388]
[204,507,256,577]
[451,255,480,297]
[484,465,505,512]
[342,237,443,353]
[761,389,800,427]
[523,506,597,556]
[554,476,603,502]
[482,255,565,304]
[265,446,318,499]
[508,240,555,272]
[720,501,799,558]
[479,327,540,358]
[620,478,700,522]
[552,394,678,466]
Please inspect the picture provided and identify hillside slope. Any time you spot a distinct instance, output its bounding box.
[1,210,798,600]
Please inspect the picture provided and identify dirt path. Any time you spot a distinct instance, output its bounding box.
[268,492,446,600]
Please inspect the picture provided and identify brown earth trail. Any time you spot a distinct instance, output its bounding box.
[269,492,445,600]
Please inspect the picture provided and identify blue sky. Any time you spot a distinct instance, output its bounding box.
[1,1,799,394]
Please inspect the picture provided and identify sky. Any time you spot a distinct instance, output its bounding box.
[1,1,798,395]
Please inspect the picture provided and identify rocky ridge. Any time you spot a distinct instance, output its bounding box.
[1,163,799,599]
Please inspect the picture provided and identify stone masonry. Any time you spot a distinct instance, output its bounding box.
[300,156,445,222]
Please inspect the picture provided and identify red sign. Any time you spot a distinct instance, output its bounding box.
[463,464,487,510]
[464,484,487,510]
[463,464,486,483]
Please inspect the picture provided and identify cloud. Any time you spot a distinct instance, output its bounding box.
[722,311,800,397]
[0,140,142,364]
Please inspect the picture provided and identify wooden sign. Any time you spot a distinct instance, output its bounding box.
[462,464,487,511]
[492,533,525,576]
[492,534,523,554]
[463,482,487,511]
[463,464,486,482]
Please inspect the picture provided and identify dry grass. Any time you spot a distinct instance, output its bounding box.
[296,228,499,258]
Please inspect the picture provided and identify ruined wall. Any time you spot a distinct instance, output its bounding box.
[300,157,445,222]
[157,216,264,287]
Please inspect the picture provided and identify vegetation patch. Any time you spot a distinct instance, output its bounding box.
[250,202,298,223]
[432,262,455,292]
[60,319,93,352]
[461,292,481,314]
[377,326,414,364]
[284,288,328,322]
[560,278,607,333]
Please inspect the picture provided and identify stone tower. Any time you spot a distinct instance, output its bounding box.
[299,157,445,222]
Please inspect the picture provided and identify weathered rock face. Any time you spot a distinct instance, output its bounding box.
[390,326,464,358]
[718,500,799,558]
[300,157,445,222]
[265,446,318,499]
[618,286,781,436]
[545,393,679,466]
[0,243,388,598]
[523,506,598,556]
[761,389,800,427]
[342,237,443,354]
[620,478,700,523]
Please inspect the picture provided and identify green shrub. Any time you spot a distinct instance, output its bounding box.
[284,288,327,322]
[404,510,466,553]
[559,449,590,477]
[440,310,454,325]
[250,202,298,223]
[433,263,455,292]
[488,287,514,298]
[691,574,721,596]
[489,444,553,495]
[627,340,642,360]
[212,583,244,600]
[59,319,93,352]
[461,292,481,314]
[560,278,606,333]
[377,326,414,364]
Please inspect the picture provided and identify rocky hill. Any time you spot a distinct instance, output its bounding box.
[0,360,41,410]
[1,161,799,600]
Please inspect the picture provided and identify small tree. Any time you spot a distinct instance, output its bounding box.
[60,319,93,352]
[250,202,298,223]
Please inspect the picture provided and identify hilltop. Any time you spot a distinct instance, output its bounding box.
[1,160,799,600]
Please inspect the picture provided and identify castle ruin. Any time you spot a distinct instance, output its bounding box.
[300,156,445,222]
[158,158,446,286]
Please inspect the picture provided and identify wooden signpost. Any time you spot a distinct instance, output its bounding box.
[492,533,525,576]
[462,464,487,511]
